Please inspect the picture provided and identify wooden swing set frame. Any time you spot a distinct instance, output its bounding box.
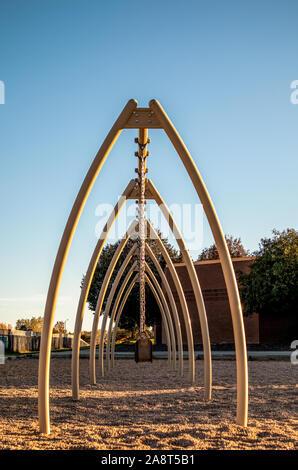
[38,99,248,434]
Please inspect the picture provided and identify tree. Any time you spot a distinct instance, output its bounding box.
[0,323,12,331]
[53,321,67,334]
[15,316,43,332]
[238,229,298,317]
[85,228,182,335]
[116,328,136,342]
[197,235,249,260]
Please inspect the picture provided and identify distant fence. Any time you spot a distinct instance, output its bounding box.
[0,339,4,364]
[0,329,82,353]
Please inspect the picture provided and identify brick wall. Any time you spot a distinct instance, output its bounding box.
[161,257,259,345]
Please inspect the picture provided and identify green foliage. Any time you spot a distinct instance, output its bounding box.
[115,328,132,342]
[53,321,67,334]
[238,229,298,317]
[15,316,43,332]
[197,235,249,260]
[85,229,182,333]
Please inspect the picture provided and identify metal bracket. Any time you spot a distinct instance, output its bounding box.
[124,108,162,129]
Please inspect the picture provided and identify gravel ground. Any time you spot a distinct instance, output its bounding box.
[0,358,297,450]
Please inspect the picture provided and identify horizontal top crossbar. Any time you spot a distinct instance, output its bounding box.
[124,108,162,129]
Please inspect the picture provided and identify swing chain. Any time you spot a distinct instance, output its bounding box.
[135,133,149,338]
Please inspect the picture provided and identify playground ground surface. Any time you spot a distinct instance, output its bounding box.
[0,358,297,450]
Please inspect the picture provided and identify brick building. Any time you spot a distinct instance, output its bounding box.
[155,257,296,345]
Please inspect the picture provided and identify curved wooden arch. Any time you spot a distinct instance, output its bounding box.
[39,99,137,433]
[72,180,136,399]
[149,100,248,426]
[97,259,138,378]
[39,98,247,433]
[105,243,184,376]
[147,220,195,383]
[104,250,182,374]
[89,219,138,384]
[144,273,172,362]
[104,263,142,372]
[147,180,211,399]
[73,178,203,396]
[90,212,198,383]
[84,182,199,385]
[104,259,176,375]
[110,273,172,371]
[145,244,183,377]
[92,210,196,383]
[144,262,176,369]
[96,253,176,379]
[110,273,172,370]
[96,245,138,379]
[111,273,138,366]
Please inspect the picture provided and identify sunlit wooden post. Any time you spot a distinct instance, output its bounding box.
[149,99,248,426]
[89,220,137,383]
[147,220,195,383]
[148,179,212,400]
[72,180,135,400]
[38,100,137,434]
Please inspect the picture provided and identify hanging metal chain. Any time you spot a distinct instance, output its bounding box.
[138,153,146,337]
[135,131,149,338]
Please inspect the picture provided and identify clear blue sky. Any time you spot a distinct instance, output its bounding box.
[0,0,297,331]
